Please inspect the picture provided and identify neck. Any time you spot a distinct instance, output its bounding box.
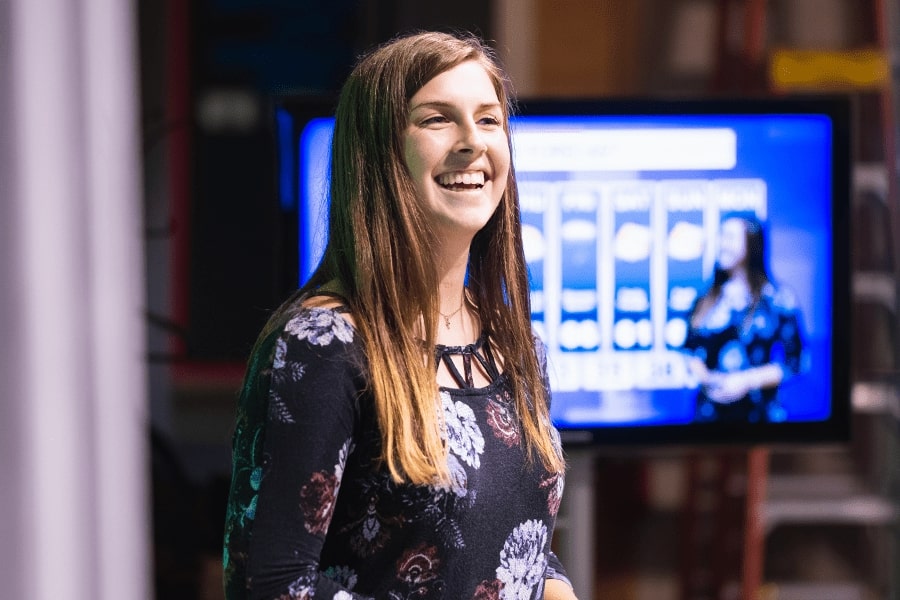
[728,267,752,290]
[436,241,470,309]
[434,241,478,343]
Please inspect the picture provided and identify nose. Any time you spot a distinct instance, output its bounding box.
[455,121,487,155]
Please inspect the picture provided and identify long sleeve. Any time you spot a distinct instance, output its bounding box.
[224,308,372,600]
[545,550,572,586]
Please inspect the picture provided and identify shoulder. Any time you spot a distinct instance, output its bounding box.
[300,282,358,327]
[237,296,366,419]
[281,304,356,347]
[264,311,364,393]
[272,289,358,345]
[269,301,368,397]
[260,295,364,376]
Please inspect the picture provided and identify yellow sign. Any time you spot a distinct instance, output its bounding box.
[770,49,888,91]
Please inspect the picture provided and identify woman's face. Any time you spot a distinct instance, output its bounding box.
[403,60,510,239]
[717,217,747,271]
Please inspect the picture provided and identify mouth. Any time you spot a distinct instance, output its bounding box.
[436,171,486,191]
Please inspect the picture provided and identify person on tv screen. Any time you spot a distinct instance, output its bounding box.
[222,31,577,600]
[683,214,807,424]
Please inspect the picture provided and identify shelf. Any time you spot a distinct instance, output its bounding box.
[851,380,900,415]
[764,473,898,533]
[853,271,897,312]
[759,581,870,600]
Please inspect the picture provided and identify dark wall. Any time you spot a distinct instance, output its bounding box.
[182,0,494,361]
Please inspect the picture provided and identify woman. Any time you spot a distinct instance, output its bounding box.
[684,215,806,423]
[223,32,577,600]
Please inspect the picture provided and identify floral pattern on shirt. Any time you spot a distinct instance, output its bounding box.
[281,572,315,599]
[485,394,520,447]
[269,337,305,424]
[539,472,563,517]
[300,437,353,537]
[496,520,549,599]
[396,463,475,550]
[223,304,570,600]
[341,475,402,557]
[685,280,806,422]
[434,453,469,498]
[388,543,445,599]
[473,578,505,600]
[441,391,485,469]
[285,307,354,346]
[323,565,358,590]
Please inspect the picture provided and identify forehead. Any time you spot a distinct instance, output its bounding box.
[410,60,500,105]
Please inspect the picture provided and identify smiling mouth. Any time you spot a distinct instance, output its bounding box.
[436,171,486,191]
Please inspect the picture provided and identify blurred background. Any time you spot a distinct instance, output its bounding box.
[2,0,899,598]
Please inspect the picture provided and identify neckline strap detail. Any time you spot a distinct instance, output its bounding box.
[434,333,500,389]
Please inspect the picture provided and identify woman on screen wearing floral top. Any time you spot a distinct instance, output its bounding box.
[222,31,578,600]
[684,215,807,424]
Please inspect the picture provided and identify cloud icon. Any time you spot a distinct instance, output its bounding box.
[562,289,598,313]
[668,286,698,312]
[614,222,652,262]
[667,221,705,261]
[616,287,649,312]
[561,219,597,242]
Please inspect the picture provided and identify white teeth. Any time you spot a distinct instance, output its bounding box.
[437,171,485,187]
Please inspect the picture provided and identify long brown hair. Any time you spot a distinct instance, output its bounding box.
[251,31,563,484]
[691,215,771,327]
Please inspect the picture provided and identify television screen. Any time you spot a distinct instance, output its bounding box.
[277,95,852,446]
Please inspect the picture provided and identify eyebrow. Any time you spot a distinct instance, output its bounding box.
[409,100,503,112]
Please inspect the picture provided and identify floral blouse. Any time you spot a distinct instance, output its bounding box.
[684,280,806,422]
[223,304,571,599]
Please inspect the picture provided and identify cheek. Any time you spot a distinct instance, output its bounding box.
[402,138,420,176]
[404,135,441,183]
[403,150,430,195]
[492,144,512,187]
[498,151,511,179]
[494,136,511,167]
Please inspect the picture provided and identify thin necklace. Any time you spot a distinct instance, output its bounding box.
[438,294,465,330]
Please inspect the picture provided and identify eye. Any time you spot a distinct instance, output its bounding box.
[479,115,502,126]
[421,114,449,126]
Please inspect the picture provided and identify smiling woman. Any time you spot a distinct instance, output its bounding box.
[403,60,511,243]
[222,31,579,600]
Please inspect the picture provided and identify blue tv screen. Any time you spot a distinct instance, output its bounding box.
[277,96,852,446]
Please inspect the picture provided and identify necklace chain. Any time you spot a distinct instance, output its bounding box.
[438,295,466,330]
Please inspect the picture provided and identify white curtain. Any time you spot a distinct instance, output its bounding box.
[0,0,150,597]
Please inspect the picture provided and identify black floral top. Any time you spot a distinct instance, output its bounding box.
[223,304,571,599]
[684,280,806,422]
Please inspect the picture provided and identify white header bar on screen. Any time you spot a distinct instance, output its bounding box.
[512,128,737,172]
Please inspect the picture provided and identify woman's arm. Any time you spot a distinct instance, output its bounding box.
[225,308,370,599]
[544,577,579,600]
[703,362,784,403]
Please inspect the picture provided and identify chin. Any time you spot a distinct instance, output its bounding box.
[429,197,502,230]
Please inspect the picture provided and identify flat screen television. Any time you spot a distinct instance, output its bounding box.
[275,95,852,447]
